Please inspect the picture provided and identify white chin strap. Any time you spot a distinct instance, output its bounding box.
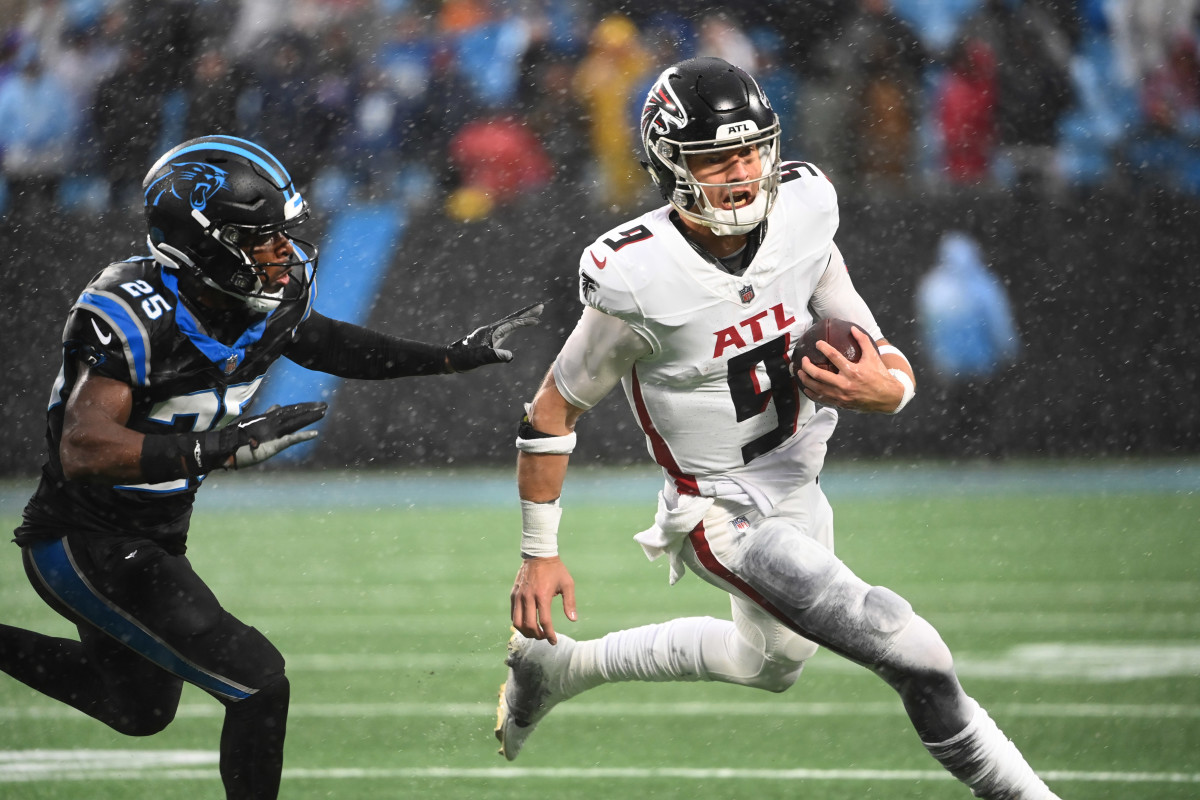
[242,285,284,313]
[703,191,770,236]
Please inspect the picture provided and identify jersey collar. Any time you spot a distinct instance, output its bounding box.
[161,269,271,374]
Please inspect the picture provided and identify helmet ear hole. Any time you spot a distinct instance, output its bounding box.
[642,162,662,188]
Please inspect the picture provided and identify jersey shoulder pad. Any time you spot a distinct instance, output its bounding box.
[576,209,671,319]
[66,259,173,387]
[778,160,838,212]
[773,160,839,252]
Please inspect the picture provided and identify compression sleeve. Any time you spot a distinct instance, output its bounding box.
[807,243,884,341]
[284,310,447,378]
[551,306,652,410]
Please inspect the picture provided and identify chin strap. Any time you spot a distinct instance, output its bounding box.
[704,191,771,236]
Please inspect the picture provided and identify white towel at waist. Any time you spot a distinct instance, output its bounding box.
[632,407,838,584]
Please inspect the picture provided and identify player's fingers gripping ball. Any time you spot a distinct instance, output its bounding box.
[790,318,878,377]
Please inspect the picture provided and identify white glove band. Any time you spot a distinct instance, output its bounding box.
[516,431,577,455]
[888,369,916,414]
[520,499,561,558]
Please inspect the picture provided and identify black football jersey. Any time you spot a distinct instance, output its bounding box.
[16,257,315,548]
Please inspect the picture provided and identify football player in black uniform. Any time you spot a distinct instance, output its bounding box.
[1,135,541,799]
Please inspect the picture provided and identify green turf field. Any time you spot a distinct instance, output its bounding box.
[1,463,1198,799]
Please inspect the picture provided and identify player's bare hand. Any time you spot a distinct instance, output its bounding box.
[510,556,576,645]
[798,327,900,413]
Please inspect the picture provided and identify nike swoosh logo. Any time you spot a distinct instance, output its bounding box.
[91,318,113,345]
[125,549,138,560]
[590,250,607,269]
[238,416,266,428]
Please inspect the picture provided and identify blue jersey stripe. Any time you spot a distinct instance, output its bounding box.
[159,269,269,369]
[75,292,151,386]
[164,138,291,189]
[27,538,254,700]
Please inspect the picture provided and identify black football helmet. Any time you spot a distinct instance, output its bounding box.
[143,135,317,312]
[640,57,782,235]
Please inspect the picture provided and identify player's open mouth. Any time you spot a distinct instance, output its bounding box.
[255,267,290,291]
[724,190,754,210]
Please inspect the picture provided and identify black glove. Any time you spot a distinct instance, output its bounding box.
[140,402,328,480]
[199,402,328,471]
[444,303,544,372]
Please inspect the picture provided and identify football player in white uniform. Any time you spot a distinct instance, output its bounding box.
[495,58,1061,800]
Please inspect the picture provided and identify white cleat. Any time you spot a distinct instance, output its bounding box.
[495,629,576,761]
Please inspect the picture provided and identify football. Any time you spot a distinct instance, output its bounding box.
[792,318,878,374]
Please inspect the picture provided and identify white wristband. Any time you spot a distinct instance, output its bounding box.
[888,369,916,414]
[877,344,910,365]
[520,499,561,558]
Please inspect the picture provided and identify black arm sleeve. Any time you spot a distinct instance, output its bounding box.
[284,310,448,379]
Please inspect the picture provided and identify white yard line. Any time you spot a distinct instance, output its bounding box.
[0,751,1196,786]
[3,699,1199,721]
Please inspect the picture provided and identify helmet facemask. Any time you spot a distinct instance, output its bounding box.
[653,121,782,236]
[208,207,318,313]
[149,212,318,314]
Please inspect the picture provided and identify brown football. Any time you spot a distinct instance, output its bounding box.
[792,318,878,374]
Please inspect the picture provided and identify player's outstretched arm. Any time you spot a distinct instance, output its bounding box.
[285,305,543,379]
[510,370,586,644]
[445,302,544,372]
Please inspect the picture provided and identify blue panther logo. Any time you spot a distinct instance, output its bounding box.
[146,162,228,212]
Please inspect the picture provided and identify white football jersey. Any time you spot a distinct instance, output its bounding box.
[568,162,881,490]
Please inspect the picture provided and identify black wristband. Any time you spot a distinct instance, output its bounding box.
[140,430,237,481]
[139,434,197,482]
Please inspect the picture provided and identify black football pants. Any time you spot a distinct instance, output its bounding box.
[0,531,288,799]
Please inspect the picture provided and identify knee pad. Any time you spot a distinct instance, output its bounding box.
[876,613,955,683]
[109,702,179,737]
[864,586,915,638]
[798,575,916,665]
[733,603,819,687]
[754,656,806,693]
[222,671,290,713]
[190,614,286,697]
[703,616,805,693]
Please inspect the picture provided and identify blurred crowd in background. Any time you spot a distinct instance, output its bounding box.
[1,0,1198,223]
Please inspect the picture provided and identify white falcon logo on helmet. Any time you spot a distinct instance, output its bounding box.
[641,70,689,145]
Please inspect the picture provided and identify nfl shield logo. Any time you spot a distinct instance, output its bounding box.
[223,354,239,374]
[739,284,755,304]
